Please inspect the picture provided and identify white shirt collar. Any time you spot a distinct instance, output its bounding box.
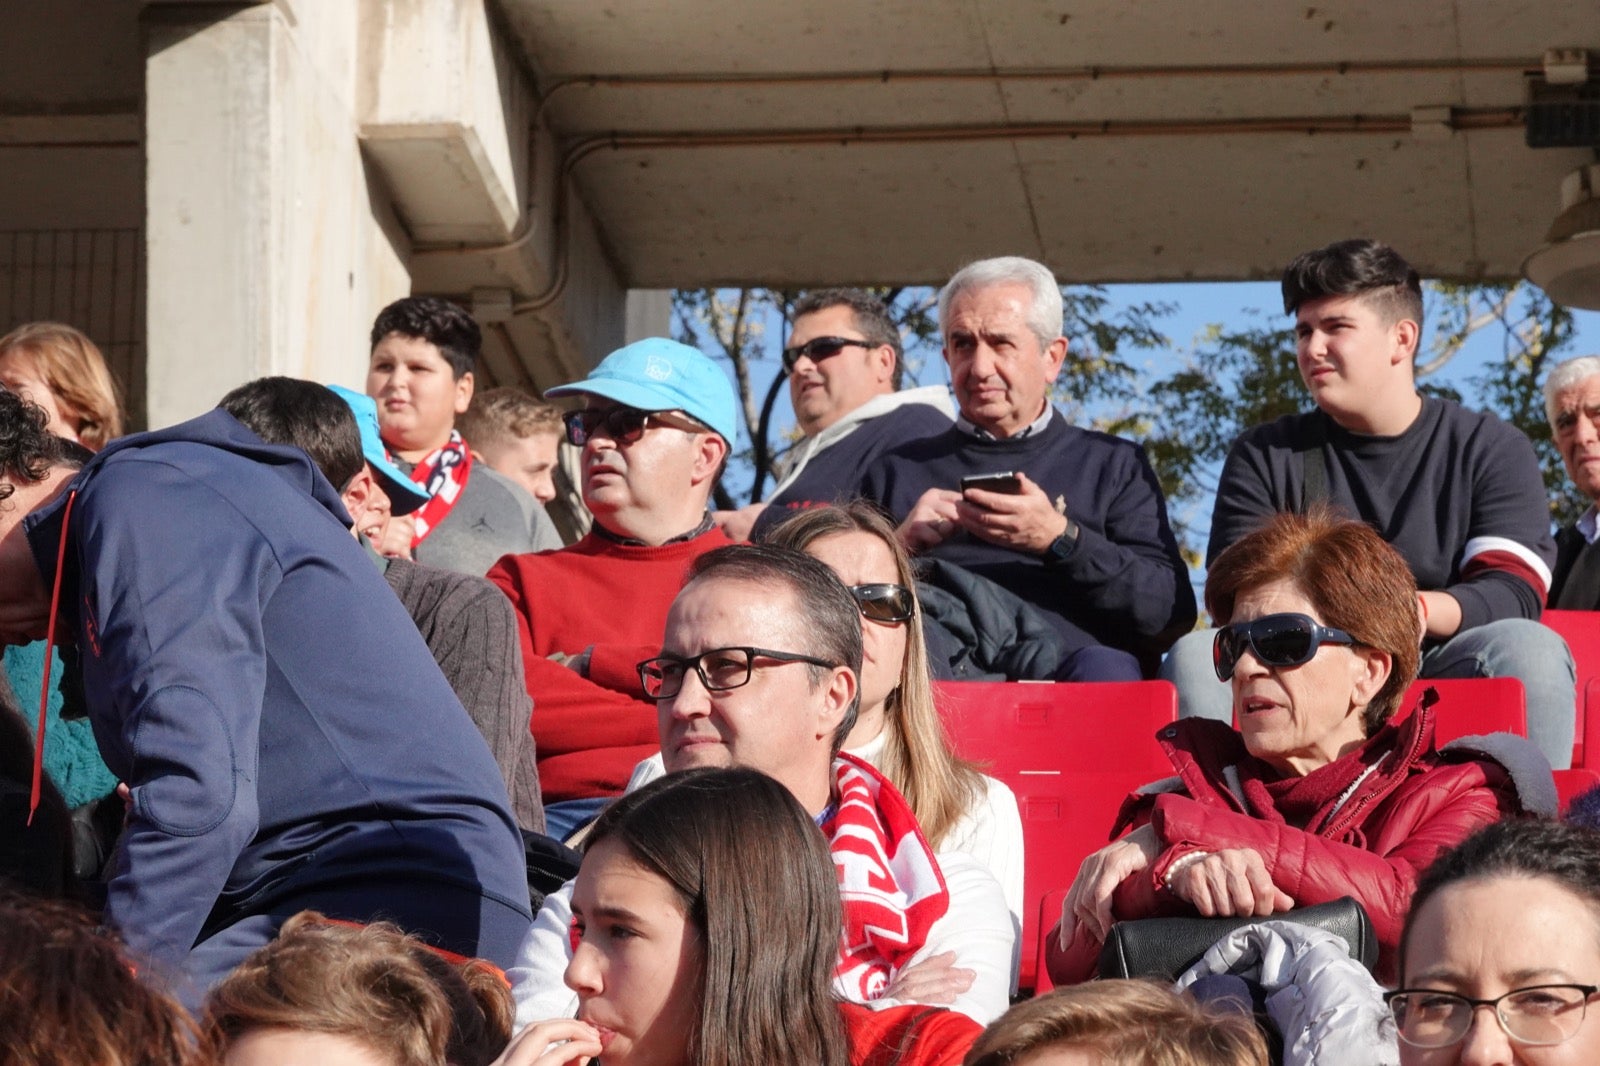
[956,403,1056,441]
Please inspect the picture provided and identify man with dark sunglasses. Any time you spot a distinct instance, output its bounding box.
[1159,239,1572,770]
[487,337,740,839]
[713,289,952,541]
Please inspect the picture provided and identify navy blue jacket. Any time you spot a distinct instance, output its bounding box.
[858,411,1195,670]
[23,411,532,975]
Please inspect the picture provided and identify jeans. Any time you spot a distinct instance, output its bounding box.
[1158,619,1575,769]
[542,795,614,843]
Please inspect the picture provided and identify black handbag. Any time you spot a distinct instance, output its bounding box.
[1096,896,1379,981]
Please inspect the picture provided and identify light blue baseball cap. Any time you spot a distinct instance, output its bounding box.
[545,337,739,444]
[327,384,433,516]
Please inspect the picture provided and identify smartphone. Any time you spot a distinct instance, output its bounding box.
[960,471,1024,495]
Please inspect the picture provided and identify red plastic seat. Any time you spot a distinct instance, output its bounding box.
[935,680,1178,991]
[1399,678,1527,743]
[1555,768,1600,815]
[1543,610,1600,767]
[1034,888,1069,993]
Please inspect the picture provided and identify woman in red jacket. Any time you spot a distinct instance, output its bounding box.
[1046,508,1552,988]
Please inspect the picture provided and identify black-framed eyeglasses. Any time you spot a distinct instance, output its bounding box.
[562,405,704,447]
[1386,984,1600,1048]
[780,336,871,373]
[1212,612,1359,682]
[637,646,837,700]
[850,583,914,624]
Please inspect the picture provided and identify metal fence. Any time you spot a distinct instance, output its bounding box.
[0,228,144,427]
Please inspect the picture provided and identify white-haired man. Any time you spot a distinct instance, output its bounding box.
[1547,355,1600,610]
[858,256,1195,679]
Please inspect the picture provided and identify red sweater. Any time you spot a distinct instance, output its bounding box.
[487,528,731,803]
[841,1003,981,1066]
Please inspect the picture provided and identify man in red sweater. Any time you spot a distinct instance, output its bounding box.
[487,338,739,838]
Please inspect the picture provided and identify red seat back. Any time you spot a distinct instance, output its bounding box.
[935,680,1178,990]
[1544,610,1600,767]
[1555,768,1600,815]
[1398,678,1527,743]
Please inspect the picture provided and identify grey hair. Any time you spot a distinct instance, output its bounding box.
[1544,355,1600,426]
[937,257,1064,349]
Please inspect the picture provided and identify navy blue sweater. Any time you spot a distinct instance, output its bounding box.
[24,411,532,975]
[754,402,952,539]
[858,412,1195,668]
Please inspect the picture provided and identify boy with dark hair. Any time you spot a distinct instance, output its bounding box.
[0,385,533,1009]
[366,296,559,576]
[1160,238,1572,768]
[220,377,544,833]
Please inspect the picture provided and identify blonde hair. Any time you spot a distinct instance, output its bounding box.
[964,981,1268,1066]
[0,322,125,450]
[458,387,562,449]
[762,501,984,848]
[204,911,513,1066]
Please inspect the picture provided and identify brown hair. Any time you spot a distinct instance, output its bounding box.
[0,892,216,1066]
[204,911,513,1066]
[763,501,985,848]
[458,386,563,449]
[0,322,125,450]
[963,981,1268,1066]
[1205,507,1420,734]
[585,767,851,1066]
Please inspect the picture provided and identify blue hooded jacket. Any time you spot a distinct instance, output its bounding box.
[23,410,532,975]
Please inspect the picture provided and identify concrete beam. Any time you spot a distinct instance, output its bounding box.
[357,0,529,243]
[144,1,411,427]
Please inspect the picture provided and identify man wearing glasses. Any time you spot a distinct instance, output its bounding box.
[714,289,953,541]
[506,544,1013,1028]
[487,337,739,840]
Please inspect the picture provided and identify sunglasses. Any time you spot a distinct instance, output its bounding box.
[849,583,914,624]
[780,336,871,373]
[562,405,703,447]
[1212,612,1359,681]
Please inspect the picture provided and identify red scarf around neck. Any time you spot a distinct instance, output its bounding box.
[408,431,472,548]
[825,754,952,1001]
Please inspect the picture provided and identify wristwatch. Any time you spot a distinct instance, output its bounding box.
[1042,518,1080,565]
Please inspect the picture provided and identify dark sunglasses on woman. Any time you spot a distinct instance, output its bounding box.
[1212,612,1359,681]
[849,583,914,624]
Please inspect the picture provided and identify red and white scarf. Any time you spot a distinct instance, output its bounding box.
[826,753,951,1001]
[408,431,472,548]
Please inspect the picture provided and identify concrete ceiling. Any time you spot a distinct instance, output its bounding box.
[496,0,1600,288]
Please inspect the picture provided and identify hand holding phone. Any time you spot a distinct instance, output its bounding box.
[960,471,1024,496]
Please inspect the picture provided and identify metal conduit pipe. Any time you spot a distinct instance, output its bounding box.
[428,104,1522,316]
[531,57,1537,130]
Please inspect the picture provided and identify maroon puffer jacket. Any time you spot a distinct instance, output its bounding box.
[1045,703,1547,987]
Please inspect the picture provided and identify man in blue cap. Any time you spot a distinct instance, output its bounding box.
[488,338,739,838]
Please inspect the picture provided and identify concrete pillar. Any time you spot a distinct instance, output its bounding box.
[143,0,410,428]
